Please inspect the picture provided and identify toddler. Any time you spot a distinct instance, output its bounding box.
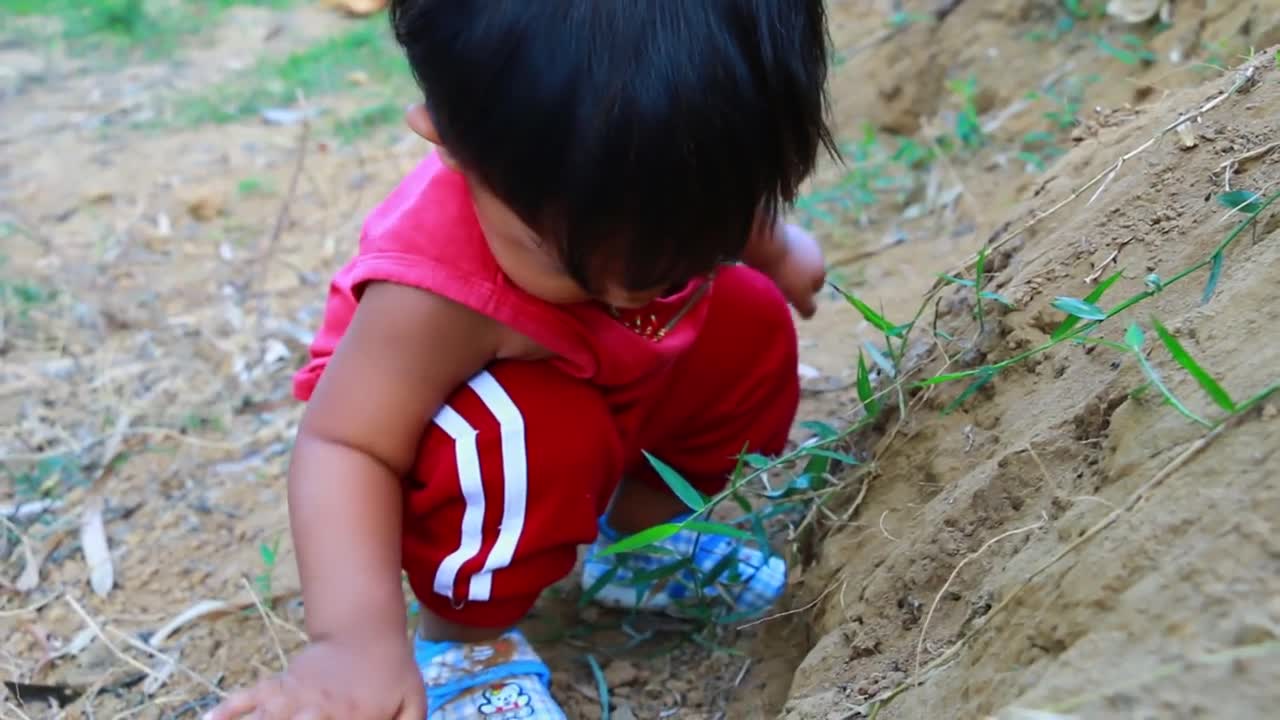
[208,1,834,718]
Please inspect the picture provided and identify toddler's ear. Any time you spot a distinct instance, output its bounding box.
[405,103,459,168]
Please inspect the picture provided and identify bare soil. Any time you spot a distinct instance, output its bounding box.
[3,2,1280,719]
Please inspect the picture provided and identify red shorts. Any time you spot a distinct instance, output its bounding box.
[402,266,799,627]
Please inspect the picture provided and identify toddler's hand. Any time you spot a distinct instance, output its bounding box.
[205,635,425,720]
[767,223,826,318]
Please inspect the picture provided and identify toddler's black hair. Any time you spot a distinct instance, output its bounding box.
[389,0,836,292]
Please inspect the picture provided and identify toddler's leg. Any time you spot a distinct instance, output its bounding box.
[403,361,622,718]
[585,265,799,621]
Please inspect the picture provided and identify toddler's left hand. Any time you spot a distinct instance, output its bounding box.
[768,223,826,318]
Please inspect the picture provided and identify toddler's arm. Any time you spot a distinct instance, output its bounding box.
[208,282,502,720]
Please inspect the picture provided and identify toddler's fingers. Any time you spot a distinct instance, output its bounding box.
[203,688,261,720]
[794,291,817,318]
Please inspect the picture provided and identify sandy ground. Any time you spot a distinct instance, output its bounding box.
[3,1,1280,719]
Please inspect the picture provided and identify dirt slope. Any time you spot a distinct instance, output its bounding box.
[780,52,1280,720]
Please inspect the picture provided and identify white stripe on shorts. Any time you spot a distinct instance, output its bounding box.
[465,370,528,602]
[430,404,484,602]
[429,371,530,604]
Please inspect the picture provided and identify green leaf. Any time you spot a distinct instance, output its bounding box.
[973,246,990,329]
[856,352,881,416]
[832,285,904,337]
[741,453,773,469]
[802,453,831,478]
[1131,348,1213,428]
[1124,322,1145,350]
[596,523,683,556]
[578,565,620,607]
[980,290,1015,308]
[1202,251,1224,305]
[1151,318,1235,412]
[1053,271,1123,340]
[586,655,611,720]
[1021,130,1056,146]
[943,367,998,414]
[863,341,898,378]
[764,473,823,500]
[919,368,985,386]
[805,448,860,465]
[703,546,742,585]
[643,452,706,511]
[1217,190,1262,215]
[798,420,839,440]
[1052,296,1108,321]
[683,520,754,541]
[628,557,694,586]
[1095,34,1154,65]
[939,273,976,288]
[259,540,277,567]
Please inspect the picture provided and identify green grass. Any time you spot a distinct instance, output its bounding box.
[0,255,59,321]
[255,535,282,598]
[174,18,412,132]
[236,177,273,196]
[1,0,296,58]
[615,181,1280,636]
[335,100,405,143]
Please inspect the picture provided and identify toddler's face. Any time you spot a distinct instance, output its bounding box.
[406,104,688,310]
[467,180,675,310]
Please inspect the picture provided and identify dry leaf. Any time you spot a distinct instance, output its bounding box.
[183,188,226,221]
[142,648,179,695]
[149,599,234,648]
[80,497,114,597]
[0,499,63,520]
[50,628,97,661]
[13,533,40,593]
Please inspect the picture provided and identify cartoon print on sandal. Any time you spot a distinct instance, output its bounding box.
[476,682,534,719]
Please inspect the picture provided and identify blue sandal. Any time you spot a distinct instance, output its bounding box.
[415,629,565,719]
[580,516,787,622]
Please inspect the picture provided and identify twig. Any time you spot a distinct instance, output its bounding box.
[921,118,988,236]
[108,627,225,698]
[913,515,1047,689]
[737,578,841,630]
[1023,443,1054,487]
[4,700,34,720]
[254,118,312,326]
[148,589,304,648]
[985,425,1226,620]
[1216,139,1280,192]
[880,420,1233,711]
[1084,236,1135,284]
[241,577,288,671]
[65,595,157,680]
[878,510,899,542]
[942,64,1256,280]
[0,594,56,618]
